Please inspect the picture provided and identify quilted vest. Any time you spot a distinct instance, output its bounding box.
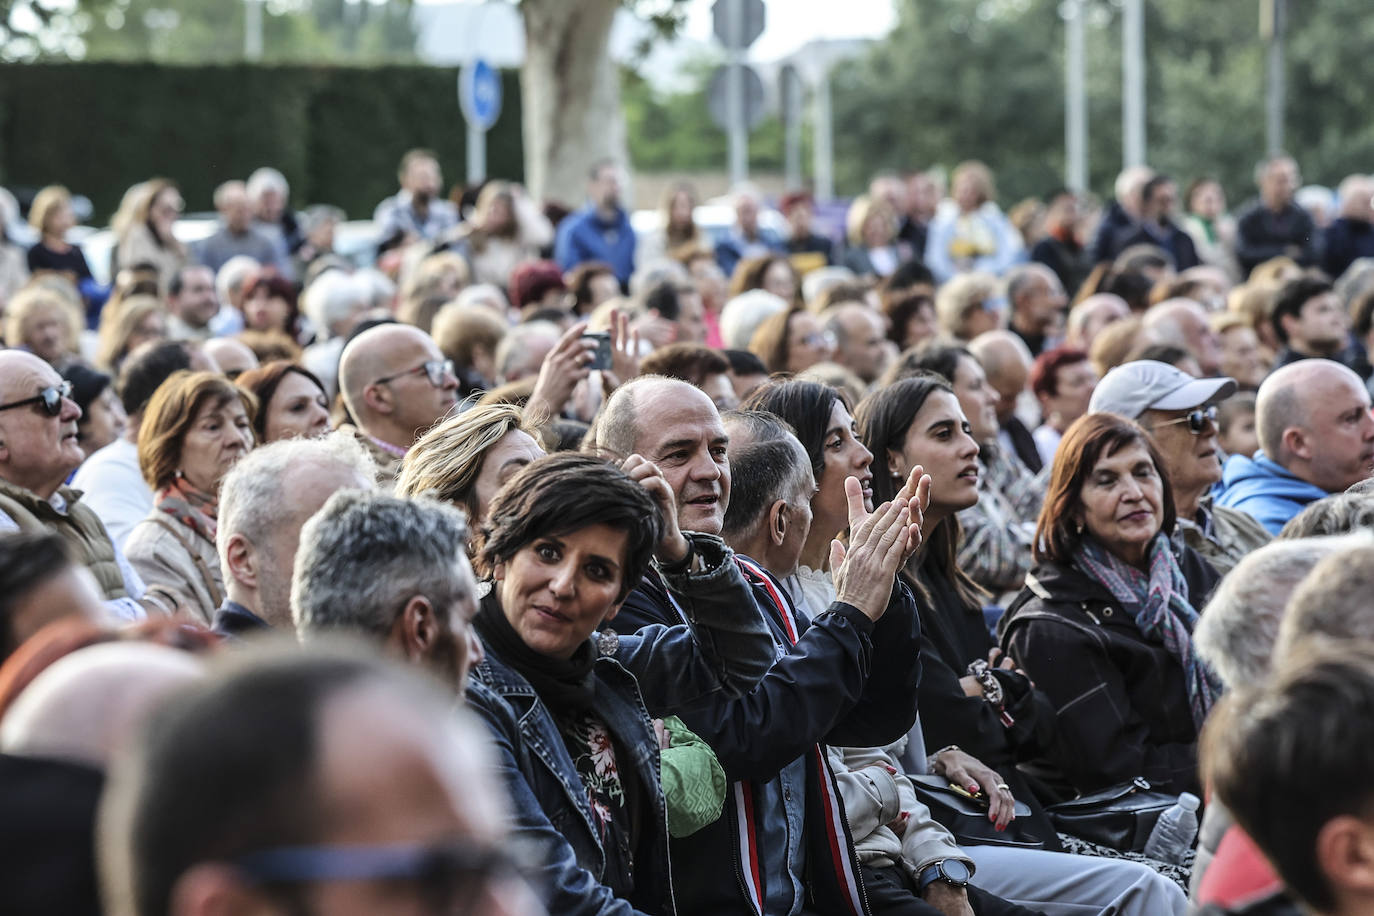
[0,478,128,600]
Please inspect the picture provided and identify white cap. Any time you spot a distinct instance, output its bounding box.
[1089,360,1237,420]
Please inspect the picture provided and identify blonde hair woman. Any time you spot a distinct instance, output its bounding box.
[25,185,94,287]
[447,181,553,287]
[395,402,545,525]
[95,293,168,372]
[3,283,84,366]
[924,159,1025,283]
[842,195,909,278]
[115,178,188,294]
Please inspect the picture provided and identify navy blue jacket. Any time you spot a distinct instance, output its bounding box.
[611,559,922,916]
[1322,217,1374,279]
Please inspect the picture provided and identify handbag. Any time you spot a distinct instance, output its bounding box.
[909,775,1046,849]
[1044,777,1177,852]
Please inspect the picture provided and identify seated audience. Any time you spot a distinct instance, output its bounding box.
[1217,359,1374,533]
[235,361,330,443]
[124,371,255,623]
[97,644,542,916]
[213,432,375,636]
[1203,642,1374,916]
[0,350,147,620]
[639,343,738,411]
[336,323,460,488]
[395,403,545,525]
[1091,360,1270,575]
[1029,347,1097,469]
[748,304,835,375]
[61,363,127,461]
[1000,412,1222,798]
[0,532,105,666]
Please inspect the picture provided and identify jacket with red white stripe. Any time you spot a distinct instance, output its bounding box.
[611,558,922,915]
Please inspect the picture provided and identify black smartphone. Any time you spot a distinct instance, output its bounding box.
[582,331,612,370]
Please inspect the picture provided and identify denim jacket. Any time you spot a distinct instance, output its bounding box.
[467,533,775,916]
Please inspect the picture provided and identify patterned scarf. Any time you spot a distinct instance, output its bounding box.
[1074,534,1222,728]
[155,475,219,545]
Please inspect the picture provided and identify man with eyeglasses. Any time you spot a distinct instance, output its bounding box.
[0,350,149,621]
[1092,360,1272,575]
[99,644,543,916]
[338,323,460,490]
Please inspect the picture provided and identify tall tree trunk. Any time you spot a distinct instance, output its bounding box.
[519,0,625,207]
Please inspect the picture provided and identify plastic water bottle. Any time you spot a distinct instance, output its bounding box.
[1143,792,1201,863]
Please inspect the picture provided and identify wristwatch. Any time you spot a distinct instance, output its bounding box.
[917,859,972,894]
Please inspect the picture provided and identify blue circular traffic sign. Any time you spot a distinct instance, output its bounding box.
[459,59,503,132]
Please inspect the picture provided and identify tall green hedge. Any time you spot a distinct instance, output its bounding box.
[0,63,524,220]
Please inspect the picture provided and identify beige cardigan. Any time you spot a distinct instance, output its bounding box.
[125,510,224,624]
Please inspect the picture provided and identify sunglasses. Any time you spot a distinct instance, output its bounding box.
[1152,405,1218,435]
[374,359,455,389]
[0,380,72,417]
[234,838,535,914]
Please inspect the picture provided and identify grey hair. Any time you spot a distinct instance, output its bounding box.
[456,283,509,312]
[629,258,689,303]
[1275,535,1374,664]
[801,266,856,307]
[719,289,788,350]
[1003,263,1054,307]
[1278,492,1374,539]
[292,490,471,639]
[594,375,654,458]
[494,320,559,383]
[215,256,261,305]
[354,268,396,310]
[300,204,345,235]
[217,432,377,569]
[1196,533,1373,688]
[301,271,370,339]
[246,167,289,201]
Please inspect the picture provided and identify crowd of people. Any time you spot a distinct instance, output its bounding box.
[3,147,1374,916]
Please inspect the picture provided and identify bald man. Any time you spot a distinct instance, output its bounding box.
[969,329,1043,474]
[1217,359,1374,533]
[200,337,259,378]
[0,350,148,620]
[337,323,459,488]
[99,646,539,916]
[1143,298,1222,376]
[1,642,204,768]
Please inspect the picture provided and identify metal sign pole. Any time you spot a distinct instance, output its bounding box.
[727,0,748,185]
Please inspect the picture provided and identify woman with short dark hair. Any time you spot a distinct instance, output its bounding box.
[467,451,773,916]
[999,412,1221,797]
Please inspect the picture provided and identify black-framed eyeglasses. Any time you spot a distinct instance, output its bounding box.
[234,838,533,913]
[373,359,455,389]
[1153,405,1218,435]
[0,380,72,417]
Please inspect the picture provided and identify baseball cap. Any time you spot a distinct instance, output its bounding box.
[1089,360,1237,420]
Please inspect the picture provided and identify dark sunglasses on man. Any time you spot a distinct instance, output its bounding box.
[1152,404,1218,435]
[0,380,72,417]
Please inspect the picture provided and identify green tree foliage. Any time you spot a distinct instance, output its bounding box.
[828,0,1374,205]
[0,63,522,219]
[623,0,1374,208]
[623,60,792,176]
[2,0,416,64]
